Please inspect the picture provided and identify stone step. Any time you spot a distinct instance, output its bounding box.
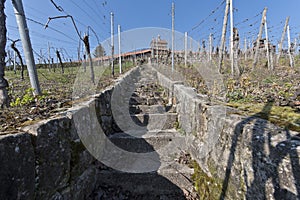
[108,129,187,155]
[129,113,178,131]
[113,113,177,133]
[129,95,165,106]
[93,129,194,198]
[95,162,194,198]
[129,104,174,114]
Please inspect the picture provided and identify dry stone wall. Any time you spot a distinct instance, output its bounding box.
[0,67,141,200]
[152,65,300,199]
[0,64,299,199]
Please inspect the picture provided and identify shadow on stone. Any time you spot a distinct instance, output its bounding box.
[220,99,300,199]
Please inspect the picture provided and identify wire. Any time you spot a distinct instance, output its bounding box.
[235,10,263,26]
[69,0,103,29]
[189,0,226,33]
[26,17,78,42]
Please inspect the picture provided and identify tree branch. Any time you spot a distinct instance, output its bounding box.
[45,15,83,41]
[50,0,64,12]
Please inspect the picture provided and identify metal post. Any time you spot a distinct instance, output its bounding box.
[111,12,114,76]
[78,31,81,61]
[171,2,175,71]
[12,0,41,95]
[118,24,122,74]
[184,32,187,67]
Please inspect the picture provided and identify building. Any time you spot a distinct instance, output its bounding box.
[253,38,276,52]
[150,35,169,58]
[150,35,168,51]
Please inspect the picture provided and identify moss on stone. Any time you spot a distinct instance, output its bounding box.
[191,158,244,200]
[191,160,223,200]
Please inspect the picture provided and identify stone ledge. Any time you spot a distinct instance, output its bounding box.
[150,64,300,199]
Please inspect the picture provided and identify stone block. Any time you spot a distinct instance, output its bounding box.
[0,133,35,200]
[24,117,71,200]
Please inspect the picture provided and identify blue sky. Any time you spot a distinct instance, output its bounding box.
[5,0,300,61]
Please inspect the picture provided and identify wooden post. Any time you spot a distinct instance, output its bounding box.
[13,50,16,73]
[233,28,240,76]
[48,42,51,71]
[264,14,273,70]
[111,12,114,76]
[287,25,294,67]
[251,36,254,59]
[0,0,9,108]
[185,32,187,67]
[171,2,175,71]
[294,38,298,55]
[277,16,290,64]
[229,0,234,75]
[218,0,230,72]
[244,38,247,61]
[209,33,213,61]
[83,34,95,84]
[6,49,10,70]
[198,41,200,59]
[56,50,64,74]
[253,7,267,70]
[156,37,158,64]
[118,25,122,74]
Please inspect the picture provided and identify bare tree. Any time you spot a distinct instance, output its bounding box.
[0,0,9,108]
[45,15,95,84]
[9,38,25,79]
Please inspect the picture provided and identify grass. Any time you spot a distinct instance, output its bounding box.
[6,61,136,103]
[227,102,300,132]
[171,58,300,133]
[224,63,300,132]
[1,61,136,133]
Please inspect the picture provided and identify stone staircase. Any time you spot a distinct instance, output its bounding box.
[90,66,198,199]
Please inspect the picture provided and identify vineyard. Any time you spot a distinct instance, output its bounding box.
[0,61,136,133]
[1,57,299,134]
[0,1,298,137]
[0,1,299,199]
